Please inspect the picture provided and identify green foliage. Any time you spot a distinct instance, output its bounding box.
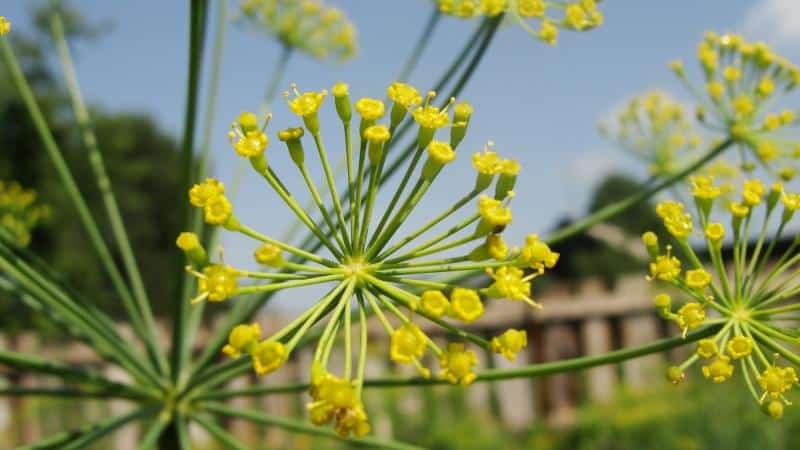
[0,31,183,329]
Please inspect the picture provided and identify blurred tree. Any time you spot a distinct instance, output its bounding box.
[0,12,184,331]
[548,173,660,290]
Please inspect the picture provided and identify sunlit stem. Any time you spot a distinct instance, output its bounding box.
[296,163,349,251]
[253,164,343,258]
[367,144,427,250]
[388,214,481,263]
[356,296,369,396]
[368,176,433,260]
[234,223,338,267]
[746,220,787,299]
[234,274,343,296]
[377,189,480,261]
[288,281,351,353]
[358,139,390,253]
[748,325,800,367]
[378,259,511,276]
[352,141,368,248]
[311,131,351,250]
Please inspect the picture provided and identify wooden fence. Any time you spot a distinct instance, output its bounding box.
[0,275,677,449]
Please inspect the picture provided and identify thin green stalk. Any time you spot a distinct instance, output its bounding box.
[547,138,734,245]
[0,34,150,358]
[378,189,480,260]
[18,406,156,450]
[196,325,721,400]
[136,414,172,450]
[173,0,210,384]
[0,387,142,400]
[49,9,166,375]
[181,0,230,384]
[0,246,163,389]
[395,8,441,82]
[233,274,342,296]
[203,402,426,450]
[297,162,349,251]
[311,131,351,250]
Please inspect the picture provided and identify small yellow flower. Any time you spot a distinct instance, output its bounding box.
[759,365,794,399]
[472,148,501,174]
[691,175,722,200]
[486,266,539,307]
[702,355,734,383]
[449,288,484,323]
[355,98,385,120]
[782,193,800,211]
[758,77,775,97]
[222,323,262,358]
[666,366,686,384]
[519,234,559,273]
[485,234,508,260]
[232,129,268,158]
[539,20,558,45]
[254,243,284,267]
[480,0,507,16]
[176,232,201,251]
[427,141,456,164]
[490,329,528,361]
[705,222,725,242]
[756,141,779,162]
[189,178,225,207]
[196,264,239,303]
[204,194,233,225]
[565,4,587,30]
[477,195,512,227]
[285,84,327,118]
[364,125,391,144]
[0,17,10,36]
[332,82,349,98]
[498,159,521,176]
[518,0,545,17]
[676,302,705,335]
[386,82,422,109]
[722,65,741,82]
[390,323,428,364]
[733,94,754,116]
[706,81,725,99]
[726,336,753,359]
[656,200,686,219]
[420,290,450,318]
[729,201,750,217]
[764,114,782,131]
[413,103,450,130]
[649,253,681,281]
[251,340,287,375]
[696,338,718,359]
[743,179,766,206]
[439,343,478,385]
[685,268,712,290]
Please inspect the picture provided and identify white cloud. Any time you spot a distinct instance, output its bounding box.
[742,0,800,48]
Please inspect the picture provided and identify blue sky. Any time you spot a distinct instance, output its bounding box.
[5,0,800,309]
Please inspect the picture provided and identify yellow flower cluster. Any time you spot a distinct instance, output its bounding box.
[0,181,50,247]
[180,80,560,436]
[239,0,357,61]
[438,0,603,45]
[672,32,800,180]
[600,90,703,178]
[644,177,800,419]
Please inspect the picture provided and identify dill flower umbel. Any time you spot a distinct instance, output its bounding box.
[437,0,603,45]
[644,177,800,419]
[0,181,49,247]
[600,91,703,178]
[671,32,800,181]
[238,0,357,61]
[180,81,558,436]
